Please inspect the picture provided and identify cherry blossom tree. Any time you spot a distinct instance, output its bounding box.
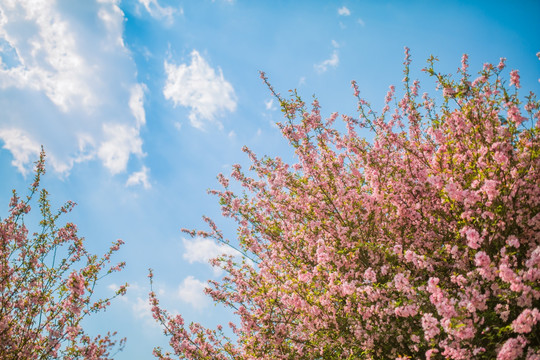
[0,150,127,359]
[150,49,540,359]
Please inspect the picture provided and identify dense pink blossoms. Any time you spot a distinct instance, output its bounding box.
[150,50,540,359]
[0,151,127,359]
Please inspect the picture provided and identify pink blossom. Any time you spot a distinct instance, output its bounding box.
[497,336,527,360]
[498,57,507,70]
[506,235,520,248]
[512,308,540,334]
[482,179,499,201]
[443,87,456,97]
[426,349,439,359]
[421,313,440,341]
[341,281,356,295]
[463,227,483,249]
[494,151,509,166]
[393,273,410,291]
[316,239,330,264]
[461,54,469,73]
[445,181,463,201]
[499,263,517,283]
[475,251,491,268]
[363,267,377,283]
[510,70,521,88]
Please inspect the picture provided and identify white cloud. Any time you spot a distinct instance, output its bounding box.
[264,98,276,111]
[98,0,127,48]
[138,0,181,24]
[183,236,238,266]
[163,50,237,130]
[130,83,147,128]
[357,18,365,26]
[126,165,151,189]
[0,0,146,176]
[0,1,97,112]
[108,282,160,328]
[314,50,339,73]
[338,6,351,16]
[0,129,41,176]
[98,124,144,175]
[331,39,340,48]
[177,276,209,310]
[132,296,154,320]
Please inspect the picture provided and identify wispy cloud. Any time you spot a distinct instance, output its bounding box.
[109,283,160,328]
[264,98,276,111]
[314,50,339,73]
[126,166,151,189]
[0,129,41,176]
[130,83,147,128]
[138,0,182,24]
[338,6,351,16]
[0,0,146,176]
[163,50,237,130]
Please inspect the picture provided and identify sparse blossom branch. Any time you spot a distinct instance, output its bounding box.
[0,150,128,359]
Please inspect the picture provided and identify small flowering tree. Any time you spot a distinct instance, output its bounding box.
[150,50,540,359]
[0,150,127,359]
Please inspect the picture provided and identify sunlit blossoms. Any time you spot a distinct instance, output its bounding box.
[0,150,127,359]
[150,49,540,359]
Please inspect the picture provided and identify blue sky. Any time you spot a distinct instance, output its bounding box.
[0,0,539,358]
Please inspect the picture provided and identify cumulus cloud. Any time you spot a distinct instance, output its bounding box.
[183,236,238,263]
[138,0,181,24]
[98,123,144,174]
[182,236,239,274]
[338,6,351,16]
[0,0,146,176]
[163,50,237,130]
[177,276,209,310]
[314,50,339,73]
[0,3,93,112]
[126,165,151,189]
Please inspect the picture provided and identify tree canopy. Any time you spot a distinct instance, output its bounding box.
[149,49,540,359]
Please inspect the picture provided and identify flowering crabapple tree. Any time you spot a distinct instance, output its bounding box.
[0,150,127,359]
[150,49,540,359]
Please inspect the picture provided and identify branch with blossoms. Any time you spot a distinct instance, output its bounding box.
[0,149,128,360]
